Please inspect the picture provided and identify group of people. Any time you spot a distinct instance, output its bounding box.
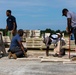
[0,8,76,59]
[6,10,27,59]
[0,10,27,59]
[44,8,76,57]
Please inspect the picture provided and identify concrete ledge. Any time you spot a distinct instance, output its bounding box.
[17,58,41,61]
[63,61,76,64]
[41,58,71,62]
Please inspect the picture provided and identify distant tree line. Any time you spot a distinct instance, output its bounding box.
[0,29,6,36]
[0,28,68,36]
[41,28,68,36]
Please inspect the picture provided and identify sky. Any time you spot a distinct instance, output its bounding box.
[0,0,76,31]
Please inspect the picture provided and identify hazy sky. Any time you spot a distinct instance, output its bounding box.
[0,0,76,30]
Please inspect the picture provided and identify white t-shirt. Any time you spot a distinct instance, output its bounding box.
[67,11,76,27]
[51,34,59,44]
[51,34,58,38]
[44,34,59,46]
[44,34,65,46]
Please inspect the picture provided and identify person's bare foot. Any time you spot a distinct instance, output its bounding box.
[24,52,28,57]
[8,52,12,59]
[12,54,17,59]
[71,57,76,61]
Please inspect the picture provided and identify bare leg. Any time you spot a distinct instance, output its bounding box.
[54,41,60,55]
[46,46,49,56]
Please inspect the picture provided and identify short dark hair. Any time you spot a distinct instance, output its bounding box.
[18,29,24,33]
[62,8,68,16]
[6,10,12,14]
[18,29,24,36]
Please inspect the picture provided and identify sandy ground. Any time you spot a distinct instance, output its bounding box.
[0,50,76,75]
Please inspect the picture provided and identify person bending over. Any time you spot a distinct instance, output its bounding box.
[43,33,66,57]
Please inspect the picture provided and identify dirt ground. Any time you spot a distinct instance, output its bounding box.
[0,50,76,75]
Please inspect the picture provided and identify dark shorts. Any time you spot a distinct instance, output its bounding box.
[8,47,27,57]
[73,28,76,45]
